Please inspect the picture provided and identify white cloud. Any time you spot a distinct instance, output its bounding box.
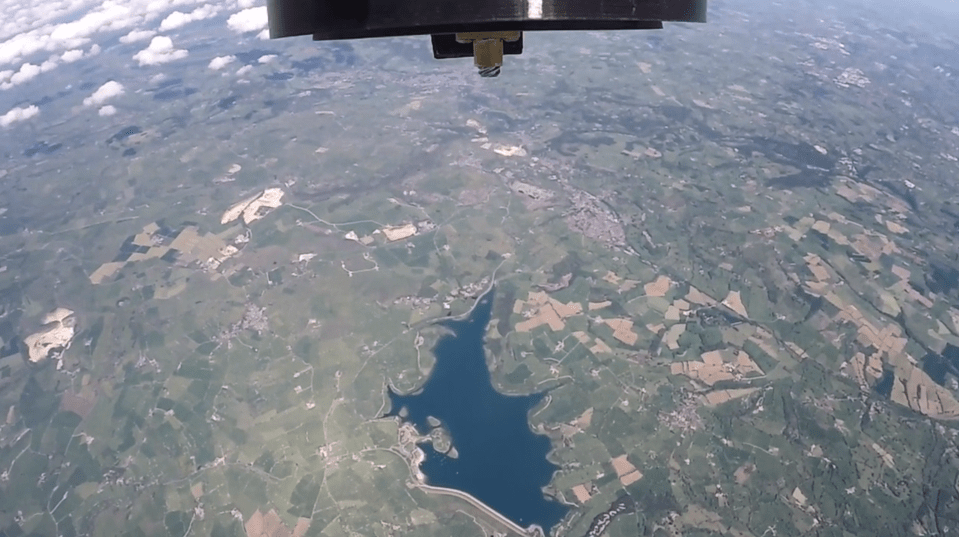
[237,0,258,8]
[0,104,39,127]
[159,11,191,30]
[5,62,40,87]
[208,55,235,70]
[119,29,155,44]
[0,0,206,71]
[257,29,269,40]
[0,33,42,66]
[60,49,84,62]
[48,3,137,45]
[159,5,217,31]
[0,0,91,43]
[235,64,252,76]
[227,7,268,33]
[257,54,276,63]
[132,35,187,66]
[83,80,124,106]
[143,0,202,16]
[98,105,116,116]
[188,4,218,18]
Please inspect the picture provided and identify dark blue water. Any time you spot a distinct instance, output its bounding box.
[920,344,959,386]
[874,368,895,397]
[387,288,568,534]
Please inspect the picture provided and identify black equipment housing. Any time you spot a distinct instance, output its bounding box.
[267,0,707,43]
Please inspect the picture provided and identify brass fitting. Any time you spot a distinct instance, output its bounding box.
[454,31,521,77]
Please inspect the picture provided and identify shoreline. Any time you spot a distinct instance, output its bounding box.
[412,481,545,537]
[407,258,508,328]
[383,416,546,537]
[441,271,499,323]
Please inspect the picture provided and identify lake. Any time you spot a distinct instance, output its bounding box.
[387,287,569,534]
